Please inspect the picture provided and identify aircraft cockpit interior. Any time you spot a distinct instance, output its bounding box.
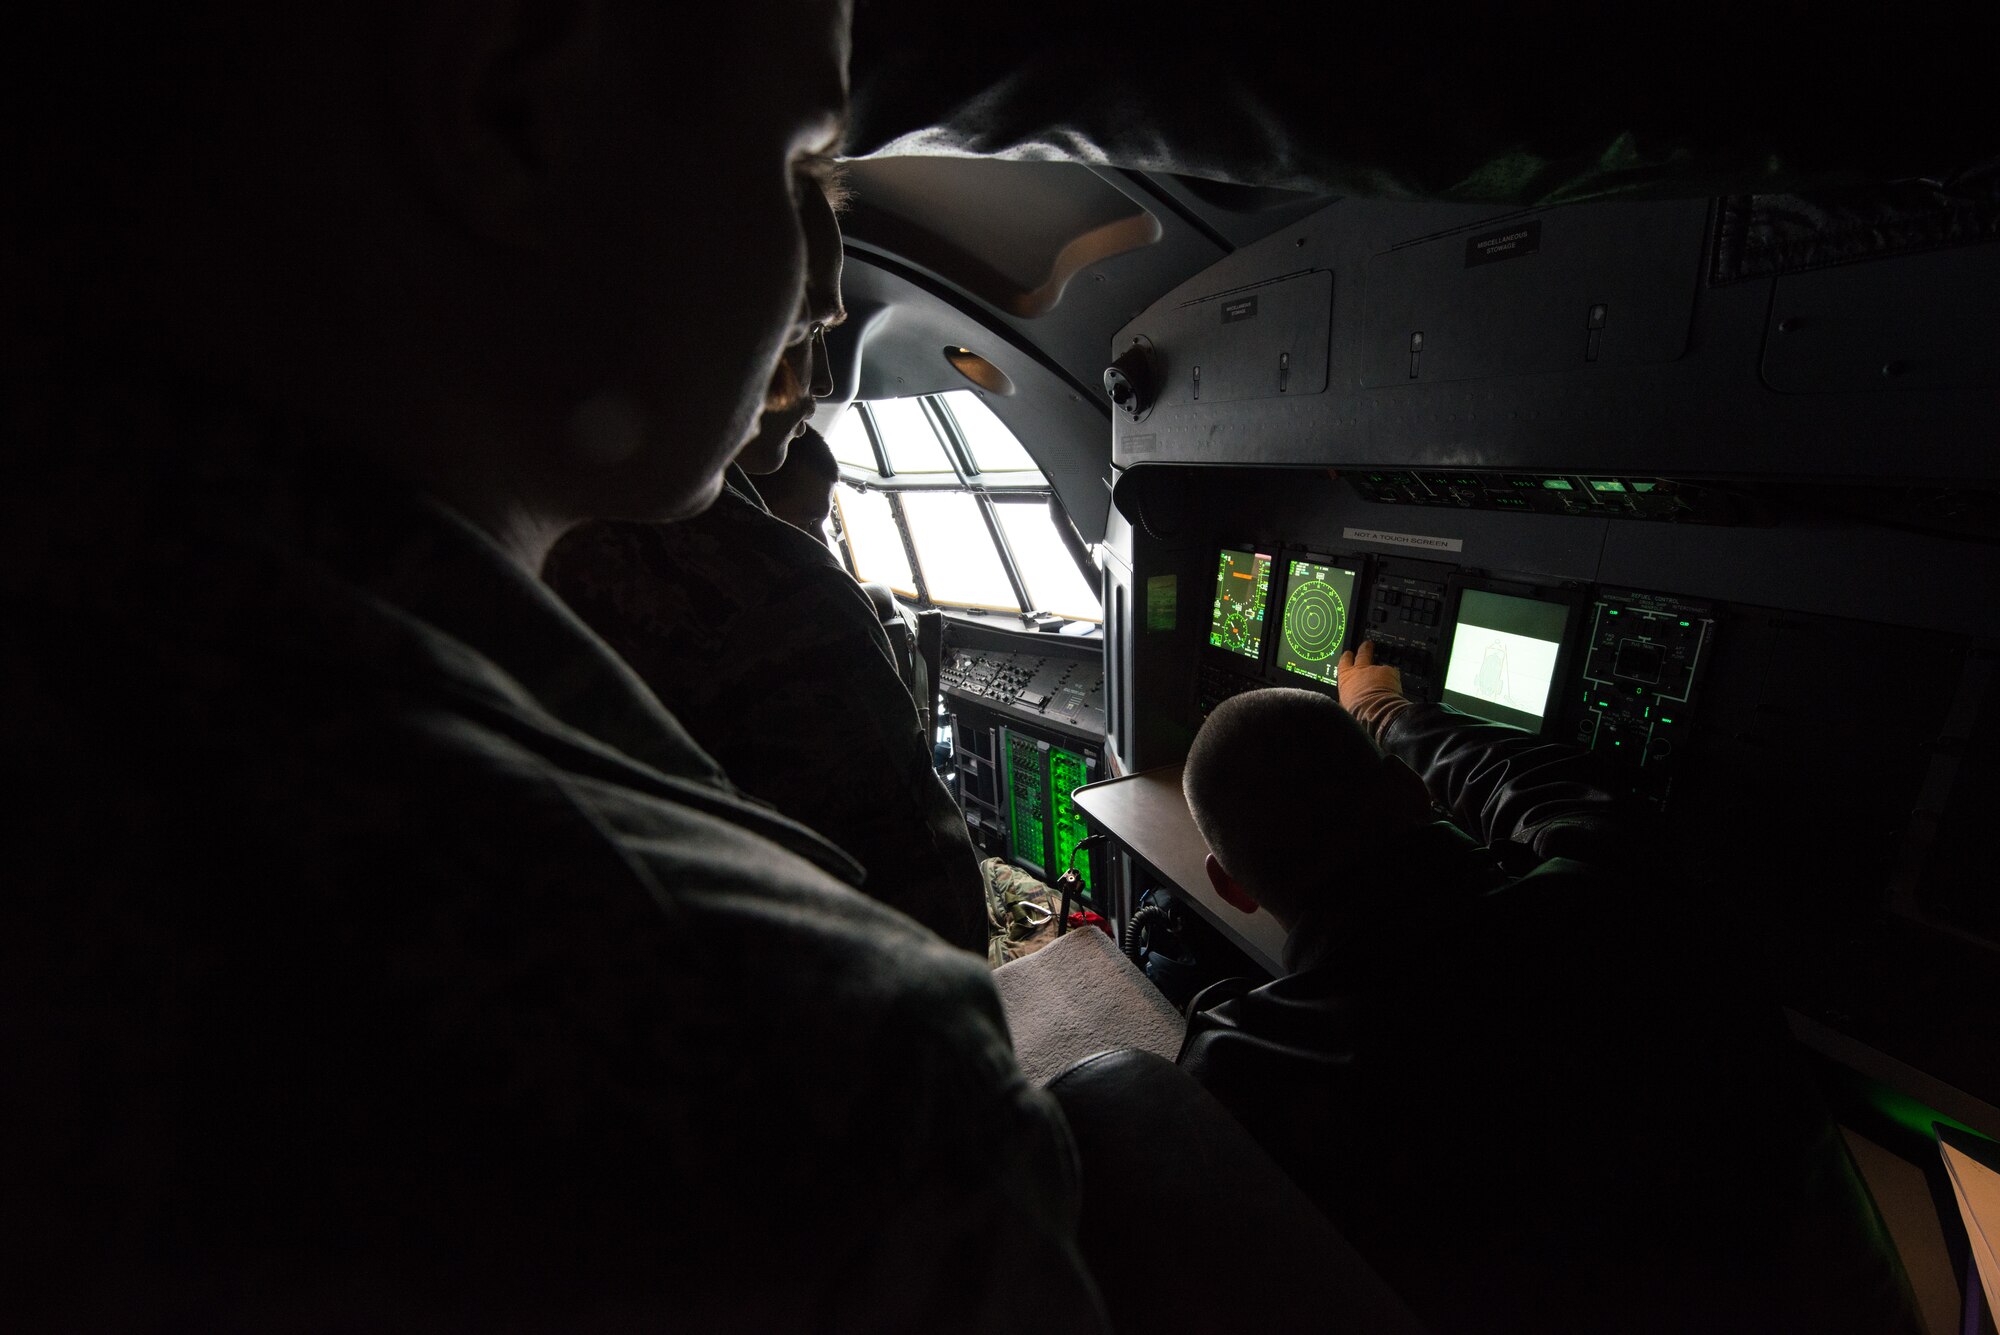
[10,4,2000,1330]
[819,15,2000,1330]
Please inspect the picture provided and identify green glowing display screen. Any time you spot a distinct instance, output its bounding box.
[1005,732,1049,876]
[1005,735,1095,891]
[1277,558,1358,687]
[1048,747,1093,893]
[1208,548,1272,661]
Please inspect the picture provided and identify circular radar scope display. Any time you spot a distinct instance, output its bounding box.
[1278,559,1359,684]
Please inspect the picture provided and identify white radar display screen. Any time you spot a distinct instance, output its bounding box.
[1277,559,1358,686]
[1441,588,1573,732]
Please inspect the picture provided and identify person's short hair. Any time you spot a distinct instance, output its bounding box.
[1182,688,1384,919]
[758,424,841,528]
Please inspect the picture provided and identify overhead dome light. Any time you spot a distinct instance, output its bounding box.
[943,346,1016,396]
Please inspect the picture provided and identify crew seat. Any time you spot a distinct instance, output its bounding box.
[1045,1047,1430,1335]
[860,580,935,730]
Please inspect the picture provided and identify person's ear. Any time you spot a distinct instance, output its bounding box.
[408,0,602,249]
[1378,754,1436,825]
[1206,852,1260,915]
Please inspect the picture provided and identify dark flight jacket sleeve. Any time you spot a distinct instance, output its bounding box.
[1376,702,1638,865]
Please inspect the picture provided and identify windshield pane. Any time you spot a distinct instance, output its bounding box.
[833,483,915,596]
[993,501,1102,622]
[939,391,1039,474]
[868,396,957,474]
[900,491,1020,611]
[824,407,881,474]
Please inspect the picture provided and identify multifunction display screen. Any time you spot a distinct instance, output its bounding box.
[1208,548,1273,661]
[1276,558,1358,687]
[1442,589,1572,732]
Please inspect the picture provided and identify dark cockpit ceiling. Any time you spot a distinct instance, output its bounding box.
[842,4,1991,205]
[826,5,1998,548]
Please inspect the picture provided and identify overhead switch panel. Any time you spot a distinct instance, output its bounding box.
[1143,269,1333,407]
[1357,201,1705,387]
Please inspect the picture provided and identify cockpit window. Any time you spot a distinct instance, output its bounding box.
[936,391,1038,476]
[900,491,1021,611]
[867,395,957,473]
[832,481,916,596]
[824,407,882,473]
[992,499,1101,622]
[828,391,1102,623]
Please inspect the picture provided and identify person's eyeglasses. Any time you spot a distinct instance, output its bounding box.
[807,322,836,399]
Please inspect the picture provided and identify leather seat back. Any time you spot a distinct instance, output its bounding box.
[1044,1047,1429,1335]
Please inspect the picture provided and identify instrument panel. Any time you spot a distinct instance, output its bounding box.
[1194,543,1717,808]
[939,621,1105,884]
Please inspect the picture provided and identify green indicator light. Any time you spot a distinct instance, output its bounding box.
[1679,620,1690,627]
[1613,740,1621,746]
[1596,701,1609,709]
[1542,478,1574,491]
[1634,687,1644,694]
[1661,717,1673,724]
[1590,479,1627,493]
[1643,707,1651,718]
[1608,609,1619,616]
[1858,1083,1996,1144]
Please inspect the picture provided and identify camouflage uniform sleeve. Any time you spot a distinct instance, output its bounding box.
[545,510,989,952]
[695,563,991,951]
[567,767,1108,1331]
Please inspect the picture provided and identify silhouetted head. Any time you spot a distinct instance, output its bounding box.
[9,0,852,563]
[756,425,841,541]
[1182,688,1433,932]
[735,172,851,478]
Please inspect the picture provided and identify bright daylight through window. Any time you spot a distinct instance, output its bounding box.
[901,491,1020,611]
[833,482,915,596]
[940,391,1038,474]
[828,393,1101,623]
[824,407,880,472]
[994,502,1101,621]
[868,396,955,473]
